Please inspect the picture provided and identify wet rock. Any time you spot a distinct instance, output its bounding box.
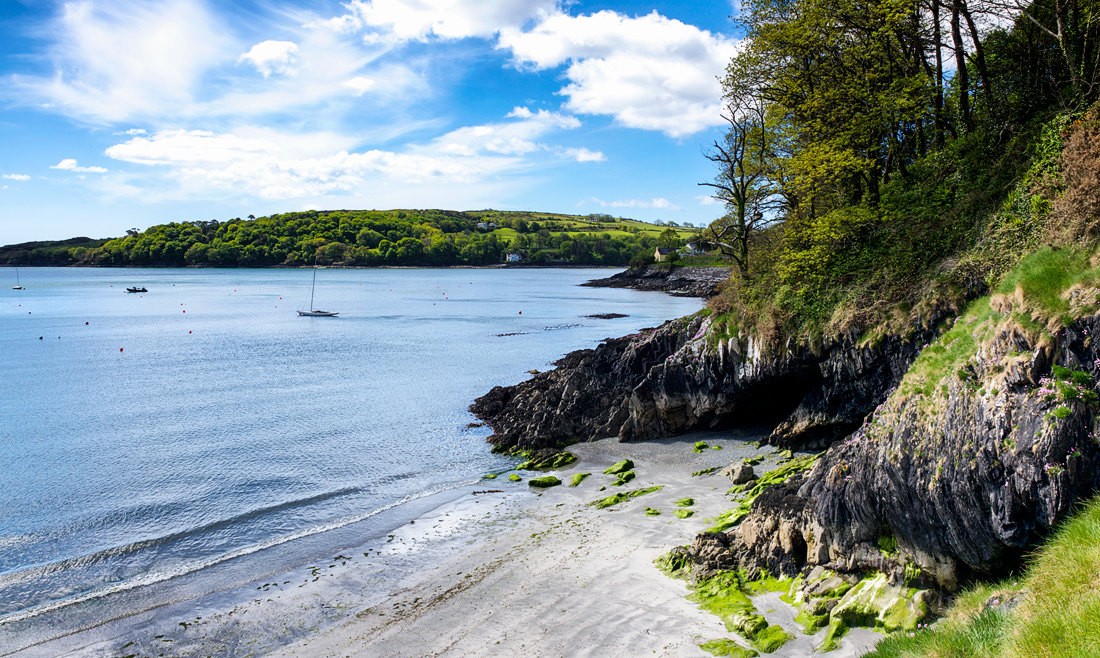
[582,265,731,298]
[723,462,756,485]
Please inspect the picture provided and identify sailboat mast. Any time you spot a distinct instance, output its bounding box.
[310,265,317,310]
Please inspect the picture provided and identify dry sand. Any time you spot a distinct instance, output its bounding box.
[267,433,883,658]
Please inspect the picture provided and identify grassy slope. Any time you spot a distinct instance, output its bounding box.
[866,493,1100,658]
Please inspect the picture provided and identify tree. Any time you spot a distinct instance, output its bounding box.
[698,87,780,275]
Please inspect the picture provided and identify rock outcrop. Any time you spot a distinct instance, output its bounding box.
[581,264,730,297]
[693,313,1100,589]
[471,313,935,452]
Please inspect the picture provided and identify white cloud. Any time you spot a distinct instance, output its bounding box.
[562,147,605,162]
[3,173,31,181]
[51,158,108,173]
[430,107,582,157]
[102,108,593,201]
[11,0,235,124]
[342,76,377,96]
[499,11,739,138]
[591,197,673,209]
[336,0,558,41]
[238,40,300,78]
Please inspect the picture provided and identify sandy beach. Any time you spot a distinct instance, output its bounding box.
[267,432,882,658]
[17,432,882,658]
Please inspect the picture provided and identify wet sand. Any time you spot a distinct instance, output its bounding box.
[15,433,883,657]
[268,433,882,658]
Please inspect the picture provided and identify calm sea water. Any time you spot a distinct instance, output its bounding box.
[0,267,698,648]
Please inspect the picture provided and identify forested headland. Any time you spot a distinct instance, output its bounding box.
[0,210,699,268]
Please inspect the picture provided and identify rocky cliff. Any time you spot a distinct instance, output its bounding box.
[471,312,936,452]
[692,307,1100,590]
[581,264,730,297]
[475,252,1100,592]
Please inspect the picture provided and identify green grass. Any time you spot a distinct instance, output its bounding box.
[894,244,1099,402]
[865,495,1100,657]
[995,246,1100,326]
[896,297,999,398]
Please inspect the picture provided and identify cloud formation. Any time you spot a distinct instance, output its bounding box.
[239,40,301,78]
[590,197,673,209]
[51,159,108,173]
[335,0,558,41]
[3,173,31,181]
[103,108,595,200]
[500,11,738,137]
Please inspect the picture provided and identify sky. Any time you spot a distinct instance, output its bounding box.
[0,0,742,245]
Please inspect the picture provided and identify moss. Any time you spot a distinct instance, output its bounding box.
[568,472,591,487]
[655,549,691,577]
[676,509,695,519]
[743,455,764,465]
[483,473,498,480]
[708,454,820,533]
[831,573,929,632]
[527,475,561,488]
[877,532,899,556]
[794,608,830,633]
[644,507,662,516]
[590,485,663,509]
[692,466,722,476]
[699,638,758,657]
[517,451,577,471]
[603,459,634,475]
[675,497,695,507]
[688,571,791,652]
[508,473,522,482]
[818,618,849,653]
[750,624,791,653]
[694,441,710,453]
[611,470,636,486]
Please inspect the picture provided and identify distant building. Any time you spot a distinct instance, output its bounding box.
[476,221,499,230]
[505,252,523,263]
[682,242,705,256]
[654,247,674,262]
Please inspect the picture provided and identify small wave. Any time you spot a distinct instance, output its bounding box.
[0,485,365,591]
[0,479,478,628]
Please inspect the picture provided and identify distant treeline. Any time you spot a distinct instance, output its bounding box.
[0,209,698,268]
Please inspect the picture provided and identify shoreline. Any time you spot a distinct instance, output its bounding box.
[10,433,885,657]
[271,432,883,657]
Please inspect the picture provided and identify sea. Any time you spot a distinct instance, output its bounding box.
[0,267,700,655]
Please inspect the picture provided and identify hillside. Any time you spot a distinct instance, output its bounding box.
[470,0,1100,652]
[0,209,699,268]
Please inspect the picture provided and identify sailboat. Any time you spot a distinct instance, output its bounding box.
[12,267,24,290]
[297,260,338,317]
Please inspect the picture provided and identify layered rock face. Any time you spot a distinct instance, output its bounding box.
[471,314,933,453]
[701,314,1100,589]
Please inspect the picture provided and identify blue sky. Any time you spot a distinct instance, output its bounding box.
[0,1,741,244]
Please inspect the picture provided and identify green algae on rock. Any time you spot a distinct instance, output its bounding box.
[568,472,590,487]
[516,451,577,471]
[590,485,663,509]
[528,475,562,488]
[699,638,758,657]
[603,459,634,475]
